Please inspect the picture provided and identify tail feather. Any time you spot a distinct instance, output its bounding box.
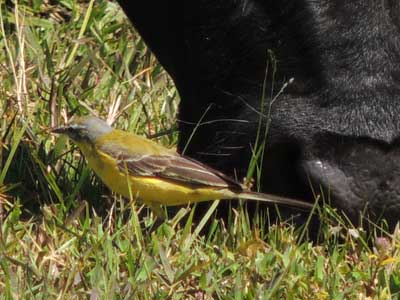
[237,191,314,210]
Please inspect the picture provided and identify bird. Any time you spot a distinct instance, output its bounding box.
[52,116,313,216]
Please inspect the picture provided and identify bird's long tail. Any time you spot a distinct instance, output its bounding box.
[237,191,314,210]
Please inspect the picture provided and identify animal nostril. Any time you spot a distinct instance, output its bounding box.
[379,181,390,190]
[391,70,400,84]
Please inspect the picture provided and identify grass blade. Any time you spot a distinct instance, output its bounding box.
[0,121,27,185]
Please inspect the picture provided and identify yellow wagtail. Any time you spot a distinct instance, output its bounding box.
[52,116,313,214]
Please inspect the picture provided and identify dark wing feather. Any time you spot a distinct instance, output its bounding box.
[103,148,242,189]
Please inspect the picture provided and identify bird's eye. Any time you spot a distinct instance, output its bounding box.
[66,127,86,141]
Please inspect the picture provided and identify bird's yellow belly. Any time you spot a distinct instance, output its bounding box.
[84,147,228,206]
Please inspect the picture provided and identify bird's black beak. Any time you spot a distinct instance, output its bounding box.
[51,126,70,134]
[50,124,87,142]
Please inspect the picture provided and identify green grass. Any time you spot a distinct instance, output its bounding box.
[1,1,400,299]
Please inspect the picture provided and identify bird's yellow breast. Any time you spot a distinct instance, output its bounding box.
[76,142,230,206]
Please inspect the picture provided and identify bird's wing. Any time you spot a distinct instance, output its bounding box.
[99,142,242,189]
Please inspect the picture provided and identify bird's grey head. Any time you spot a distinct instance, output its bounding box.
[52,116,113,143]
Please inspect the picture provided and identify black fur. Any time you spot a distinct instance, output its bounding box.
[117,0,400,227]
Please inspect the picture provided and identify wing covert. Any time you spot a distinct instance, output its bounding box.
[100,144,242,189]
